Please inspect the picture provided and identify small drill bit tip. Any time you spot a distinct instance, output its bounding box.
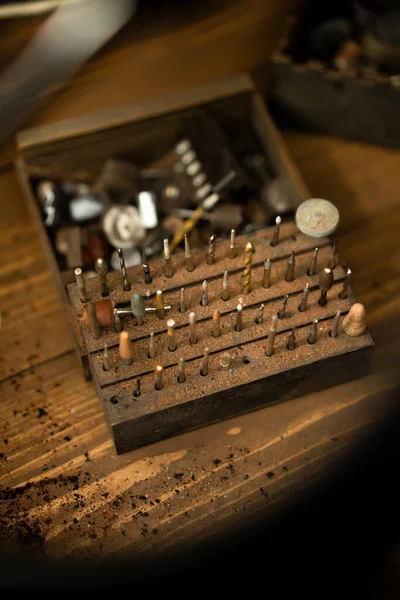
[285,249,296,282]
[330,311,341,338]
[270,215,282,246]
[142,252,152,284]
[131,293,145,326]
[298,283,310,312]
[339,268,352,299]
[229,229,237,259]
[307,319,318,345]
[179,287,186,313]
[235,303,244,332]
[265,314,278,356]
[278,294,289,319]
[148,332,155,359]
[177,358,186,383]
[255,303,265,325]
[189,311,197,345]
[307,248,319,276]
[184,234,195,272]
[200,348,210,377]
[286,327,297,350]
[102,343,111,371]
[243,241,253,294]
[318,267,334,306]
[163,238,173,278]
[167,319,177,352]
[201,280,209,306]
[154,365,163,390]
[221,270,230,301]
[212,309,221,338]
[95,257,109,296]
[207,235,216,265]
[117,248,131,291]
[262,258,271,289]
[74,267,89,303]
[156,290,165,319]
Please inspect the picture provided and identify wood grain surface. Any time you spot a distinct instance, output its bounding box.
[1,0,400,565]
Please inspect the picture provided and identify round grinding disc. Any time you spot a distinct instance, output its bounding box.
[295,199,339,238]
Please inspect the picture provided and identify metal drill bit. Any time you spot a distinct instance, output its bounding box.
[265,314,278,357]
[184,234,195,272]
[270,216,282,247]
[163,238,173,278]
[221,270,230,301]
[318,267,334,306]
[229,229,237,259]
[177,358,186,383]
[167,319,177,352]
[133,378,141,398]
[328,238,338,270]
[102,343,111,371]
[201,280,209,306]
[220,352,232,370]
[212,309,221,338]
[189,311,197,345]
[235,303,243,332]
[339,268,352,299]
[298,283,310,312]
[114,308,122,333]
[278,294,289,319]
[87,301,100,339]
[307,319,318,345]
[201,348,210,376]
[117,248,131,291]
[307,248,319,276]
[286,326,297,350]
[285,250,296,282]
[255,303,265,325]
[119,331,133,366]
[148,332,156,359]
[156,290,165,319]
[74,267,88,303]
[131,293,145,326]
[243,241,253,294]
[154,365,163,391]
[207,235,216,265]
[142,251,152,284]
[95,258,109,296]
[179,287,186,313]
[262,258,271,289]
[330,311,341,338]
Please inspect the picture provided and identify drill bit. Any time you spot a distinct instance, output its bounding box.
[243,241,253,294]
[307,319,318,345]
[102,343,111,371]
[330,311,341,338]
[163,238,173,278]
[221,270,230,301]
[179,287,186,313]
[220,352,232,370]
[189,311,197,345]
[74,267,88,303]
[169,193,220,253]
[270,216,282,247]
[117,248,131,291]
[278,294,289,319]
[119,331,133,366]
[154,365,163,390]
[148,332,156,359]
[339,268,352,299]
[229,229,237,259]
[255,303,265,325]
[95,258,109,296]
[285,250,296,282]
[265,314,278,356]
[87,301,100,340]
[184,234,195,272]
[262,258,271,289]
[114,309,122,333]
[298,283,310,312]
[133,378,141,398]
[142,251,152,284]
[212,309,221,338]
[235,302,243,332]
[177,358,186,383]
[307,248,319,276]
[286,326,297,350]
[131,293,145,326]
[201,348,210,376]
[328,238,338,270]
[207,235,216,265]
[201,280,209,306]
[318,268,334,306]
[167,319,177,352]
[156,290,165,319]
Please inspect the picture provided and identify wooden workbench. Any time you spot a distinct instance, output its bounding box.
[0,0,399,580]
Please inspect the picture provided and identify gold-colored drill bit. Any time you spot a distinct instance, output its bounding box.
[184,234,194,272]
[243,241,253,294]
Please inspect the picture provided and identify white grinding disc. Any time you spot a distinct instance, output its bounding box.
[295,198,340,238]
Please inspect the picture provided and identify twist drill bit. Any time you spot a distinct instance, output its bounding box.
[114,309,122,333]
[189,311,197,345]
[169,193,220,253]
[148,332,156,359]
[255,303,265,325]
[95,258,109,296]
[278,294,289,319]
[156,290,165,319]
[229,229,237,259]
[184,234,195,272]
[220,352,232,370]
[330,311,341,338]
[119,331,133,366]
[102,343,111,371]
[142,251,152,284]
[307,319,318,345]
[201,280,209,307]
[286,326,297,350]
[167,319,177,352]
[154,365,163,390]
[207,235,216,265]
[133,378,141,398]
[131,293,145,326]
[235,302,243,332]
[117,248,131,291]
[179,287,186,313]
[285,250,296,282]
[307,248,319,276]
[318,268,334,306]
[87,301,100,339]
[265,314,278,356]
[270,216,282,247]
[298,283,310,312]
[328,238,338,270]
[177,358,186,383]
[243,241,253,294]
[262,258,271,289]
[201,348,210,376]
[163,238,173,278]
[339,268,352,299]
[212,309,221,338]
[221,270,230,301]
[74,267,89,303]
